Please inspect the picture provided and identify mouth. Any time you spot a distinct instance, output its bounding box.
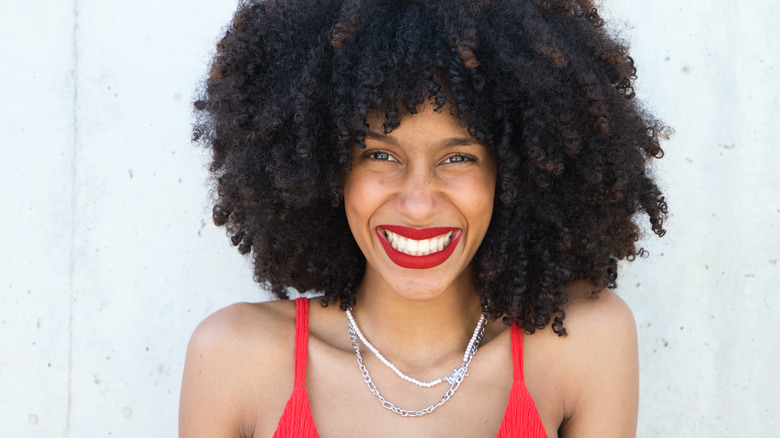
[376,225,461,269]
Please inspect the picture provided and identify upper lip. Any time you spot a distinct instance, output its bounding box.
[378,225,459,240]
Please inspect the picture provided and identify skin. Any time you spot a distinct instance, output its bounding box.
[179,103,639,438]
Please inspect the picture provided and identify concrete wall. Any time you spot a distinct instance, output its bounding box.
[1,1,777,436]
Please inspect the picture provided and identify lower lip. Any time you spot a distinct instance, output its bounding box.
[376,229,462,269]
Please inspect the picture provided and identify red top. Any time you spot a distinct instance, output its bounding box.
[273,298,547,437]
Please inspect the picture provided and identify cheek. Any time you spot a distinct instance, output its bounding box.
[472,193,495,229]
[343,175,369,214]
[462,173,497,225]
[342,178,362,233]
[342,172,383,237]
[482,165,498,216]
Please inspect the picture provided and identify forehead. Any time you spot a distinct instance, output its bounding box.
[365,103,472,143]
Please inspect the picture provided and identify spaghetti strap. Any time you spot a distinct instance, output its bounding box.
[510,324,524,381]
[293,297,309,387]
[274,298,318,437]
[496,324,547,437]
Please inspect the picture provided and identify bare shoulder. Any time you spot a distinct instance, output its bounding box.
[563,280,637,342]
[557,281,639,437]
[179,300,297,438]
[188,300,297,357]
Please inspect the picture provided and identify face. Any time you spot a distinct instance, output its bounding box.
[342,103,497,301]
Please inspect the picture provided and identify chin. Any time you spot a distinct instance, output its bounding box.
[385,276,459,303]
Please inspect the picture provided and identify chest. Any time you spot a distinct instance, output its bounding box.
[266,317,566,438]
[309,353,514,438]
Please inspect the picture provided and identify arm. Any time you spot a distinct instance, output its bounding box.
[179,306,251,438]
[558,289,639,438]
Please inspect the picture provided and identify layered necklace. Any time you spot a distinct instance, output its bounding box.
[346,308,486,417]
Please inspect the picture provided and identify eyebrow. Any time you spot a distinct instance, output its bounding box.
[365,130,479,149]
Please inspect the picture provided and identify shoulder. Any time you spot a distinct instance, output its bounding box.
[528,281,638,363]
[179,300,298,438]
[557,281,639,436]
[563,280,637,345]
[188,300,297,356]
[557,281,638,390]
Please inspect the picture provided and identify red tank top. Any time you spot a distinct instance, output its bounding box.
[273,298,547,437]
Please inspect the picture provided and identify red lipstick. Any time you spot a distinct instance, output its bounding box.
[376,226,461,269]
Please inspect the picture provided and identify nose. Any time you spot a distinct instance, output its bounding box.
[394,165,441,223]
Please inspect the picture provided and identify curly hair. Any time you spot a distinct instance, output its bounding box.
[193,0,668,335]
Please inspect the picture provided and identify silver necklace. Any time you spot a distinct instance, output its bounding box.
[345,309,486,388]
[347,311,486,417]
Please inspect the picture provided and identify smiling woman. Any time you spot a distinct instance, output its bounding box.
[181,0,668,437]
[344,106,496,291]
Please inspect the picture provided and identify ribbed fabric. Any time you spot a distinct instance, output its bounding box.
[273,298,547,437]
[272,298,318,437]
[495,324,548,437]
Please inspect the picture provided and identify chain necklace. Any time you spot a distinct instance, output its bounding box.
[346,309,486,388]
[347,311,486,417]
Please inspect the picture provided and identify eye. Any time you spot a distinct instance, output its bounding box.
[441,154,475,164]
[363,150,397,162]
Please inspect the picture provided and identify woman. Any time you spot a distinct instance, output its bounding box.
[180,0,668,436]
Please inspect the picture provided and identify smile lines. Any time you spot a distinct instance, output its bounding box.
[383,229,454,256]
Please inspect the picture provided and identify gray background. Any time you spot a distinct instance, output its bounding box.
[1,0,778,436]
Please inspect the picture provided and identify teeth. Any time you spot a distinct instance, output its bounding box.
[383,230,454,256]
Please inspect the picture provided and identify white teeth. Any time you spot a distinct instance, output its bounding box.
[383,230,454,256]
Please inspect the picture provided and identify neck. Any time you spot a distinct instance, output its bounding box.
[349,268,483,371]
